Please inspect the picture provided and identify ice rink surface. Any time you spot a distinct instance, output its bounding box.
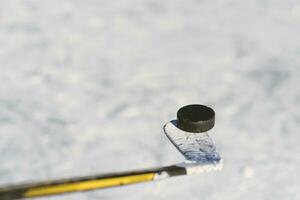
[0,0,300,199]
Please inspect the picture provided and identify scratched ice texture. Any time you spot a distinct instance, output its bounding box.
[0,0,300,200]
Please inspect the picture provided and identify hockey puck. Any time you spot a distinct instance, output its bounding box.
[177,104,215,133]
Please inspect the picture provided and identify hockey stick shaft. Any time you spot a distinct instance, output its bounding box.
[0,165,187,199]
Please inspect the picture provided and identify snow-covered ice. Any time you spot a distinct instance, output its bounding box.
[0,0,300,199]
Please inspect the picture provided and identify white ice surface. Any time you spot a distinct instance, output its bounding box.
[0,1,300,200]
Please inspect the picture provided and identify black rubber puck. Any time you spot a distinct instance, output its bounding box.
[177,104,215,133]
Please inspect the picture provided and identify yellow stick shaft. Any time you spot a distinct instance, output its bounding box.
[0,165,186,199]
[24,173,155,198]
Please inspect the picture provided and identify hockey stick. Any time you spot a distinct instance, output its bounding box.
[0,104,222,199]
[0,161,221,199]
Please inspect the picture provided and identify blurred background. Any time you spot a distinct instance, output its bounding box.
[0,0,300,199]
